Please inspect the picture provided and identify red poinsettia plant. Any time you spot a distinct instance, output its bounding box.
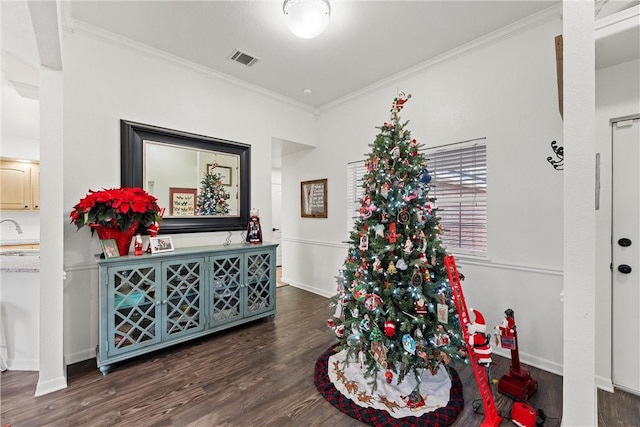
[70,187,163,233]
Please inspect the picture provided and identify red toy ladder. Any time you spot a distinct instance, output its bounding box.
[444,255,502,427]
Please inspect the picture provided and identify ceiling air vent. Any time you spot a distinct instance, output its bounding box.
[229,49,260,67]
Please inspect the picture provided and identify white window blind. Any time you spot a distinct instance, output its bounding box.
[424,139,487,253]
[347,161,367,233]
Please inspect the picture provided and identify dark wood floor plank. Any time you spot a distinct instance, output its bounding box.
[0,285,632,426]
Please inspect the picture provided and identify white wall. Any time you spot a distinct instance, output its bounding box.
[594,58,640,390]
[61,28,318,364]
[282,16,565,373]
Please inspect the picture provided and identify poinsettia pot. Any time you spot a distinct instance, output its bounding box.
[90,221,139,256]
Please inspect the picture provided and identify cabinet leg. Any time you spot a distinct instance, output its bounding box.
[99,365,111,376]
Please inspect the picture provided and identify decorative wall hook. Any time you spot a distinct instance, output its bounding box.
[547,140,564,170]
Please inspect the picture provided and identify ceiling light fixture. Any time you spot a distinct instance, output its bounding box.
[283,0,331,39]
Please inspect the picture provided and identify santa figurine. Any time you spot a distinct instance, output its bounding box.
[246,208,263,244]
[467,308,492,366]
[494,308,517,349]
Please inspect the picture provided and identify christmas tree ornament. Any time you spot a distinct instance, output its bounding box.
[353,286,367,301]
[396,259,408,270]
[374,224,385,238]
[373,257,383,272]
[411,270,423,287]
[419,168,432,184]
[347,333,361,347]
[403,237,413,254]
[386,222,399,243]
[371,341,388,367]
[381,183,390,198]
[387,260,397,275]
[385,370,394,384]
[390,145,401,159]
[370,325,383,342]
[360,315,371,332]
[350,307,360,318]
[415,298,427,315]
[402,334,416,354]
[364,294,382,310]
[384,320,396,337]
[398,209,410,224]
[359,234,369,251]
[335,325,345,338]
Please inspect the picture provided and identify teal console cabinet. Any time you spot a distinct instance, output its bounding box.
[96,243,277,374]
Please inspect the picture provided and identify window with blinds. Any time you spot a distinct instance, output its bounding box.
[424,139,487,253]
[345,138,487,253]
[346,161,367,233]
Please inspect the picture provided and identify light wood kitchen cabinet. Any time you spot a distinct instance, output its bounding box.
[0,159,40,210]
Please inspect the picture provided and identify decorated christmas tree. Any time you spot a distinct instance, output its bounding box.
[195,170,231,216]
[328,94,465,394]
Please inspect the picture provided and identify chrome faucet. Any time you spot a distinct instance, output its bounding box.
[0,219,23,234]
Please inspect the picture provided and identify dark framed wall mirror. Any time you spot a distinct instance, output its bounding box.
[121,120,251,234]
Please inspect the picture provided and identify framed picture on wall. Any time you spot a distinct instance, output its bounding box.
[301,178,328,218]
[207,163,232,186]
[169,187,197,216]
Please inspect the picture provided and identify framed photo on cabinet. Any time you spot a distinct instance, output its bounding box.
[100,239,120,259]
[150,236,174,254]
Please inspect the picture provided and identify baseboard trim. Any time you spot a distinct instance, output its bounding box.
[596,375,614,392]
[35,375,67,396]
[283,278,335,298]
[6,358,39,371]
[491,347,563,377]
[65,347,96,366]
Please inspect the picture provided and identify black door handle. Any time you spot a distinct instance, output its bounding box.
[618,238,632,247]
[618,264,632,274]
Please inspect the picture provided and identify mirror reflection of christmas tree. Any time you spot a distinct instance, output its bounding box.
[196,169,231,215]
[328,94,465,395]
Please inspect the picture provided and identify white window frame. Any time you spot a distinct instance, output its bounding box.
[346,160,367,233]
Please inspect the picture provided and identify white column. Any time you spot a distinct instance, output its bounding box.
[35,65,67,396]
[562,1,596,425]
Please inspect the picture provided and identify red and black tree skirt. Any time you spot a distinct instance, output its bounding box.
[314,345,464,427]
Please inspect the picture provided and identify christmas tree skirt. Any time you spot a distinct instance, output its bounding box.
[315,345,464,426]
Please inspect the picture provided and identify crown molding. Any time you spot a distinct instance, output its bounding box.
[60,17,319,116]
[319,3,562,113]
[595,4,639,39]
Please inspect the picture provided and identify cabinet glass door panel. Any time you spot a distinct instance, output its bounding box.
[211,255,243,325]
[245,252,274,316]
[108,264,161,355]
[164,258,205,338]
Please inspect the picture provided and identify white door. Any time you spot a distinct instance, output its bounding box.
[612,117,640,395]
[271,180,282,267]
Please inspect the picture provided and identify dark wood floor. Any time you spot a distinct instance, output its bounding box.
[0,285,636,426]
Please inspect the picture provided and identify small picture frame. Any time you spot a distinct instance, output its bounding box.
[150,236,175,254]
[169,187,197,216]
[301,178,328,218]
[207,163,232,186]
[100,239,120,259]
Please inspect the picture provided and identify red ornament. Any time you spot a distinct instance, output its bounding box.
[386,222,399,243]
[384,320,396,337]
[385,370,393,383]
